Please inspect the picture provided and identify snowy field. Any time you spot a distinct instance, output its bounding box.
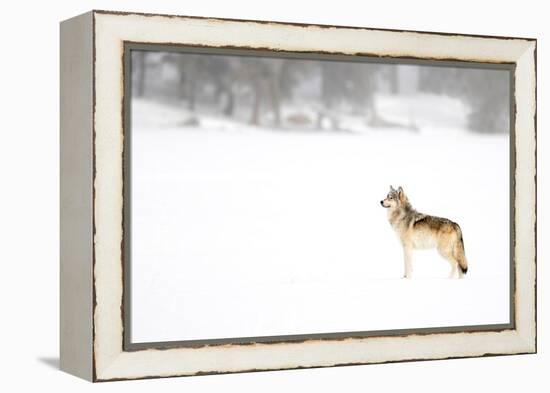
[130,97,510,343]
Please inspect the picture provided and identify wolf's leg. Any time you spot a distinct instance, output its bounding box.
[403,247,413,279]
[449,262,458,279]
[438,246,459,279]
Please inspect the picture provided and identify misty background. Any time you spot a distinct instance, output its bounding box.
[131,50,510,134]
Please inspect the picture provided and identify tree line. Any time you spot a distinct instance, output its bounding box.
[132,51,509,134]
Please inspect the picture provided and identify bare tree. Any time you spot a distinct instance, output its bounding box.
[232,58,286,127]
[133,51,148,97]
[418,66,509,133]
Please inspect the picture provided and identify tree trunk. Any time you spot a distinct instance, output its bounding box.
[250,79,262,126]
[268,78,281,127]
[388,66,398,95]
[188,78,197,111]
[223,88,235,117]
[136,52,146,97]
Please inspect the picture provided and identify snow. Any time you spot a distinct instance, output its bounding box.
[130,97,510,343]
[376,92,471,129]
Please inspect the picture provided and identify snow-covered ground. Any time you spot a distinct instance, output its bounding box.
[130,97,510,343]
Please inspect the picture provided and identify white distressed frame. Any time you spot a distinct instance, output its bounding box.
[60,10,536,382]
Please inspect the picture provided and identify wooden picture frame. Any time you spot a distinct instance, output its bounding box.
[60,10,536,382]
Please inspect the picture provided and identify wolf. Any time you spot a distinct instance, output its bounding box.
[380,186,468,279]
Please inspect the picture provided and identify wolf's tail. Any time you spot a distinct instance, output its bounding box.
[453,225,468,275]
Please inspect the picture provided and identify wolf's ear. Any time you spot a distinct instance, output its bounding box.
[397,186,407,202]
[389,185,395,192]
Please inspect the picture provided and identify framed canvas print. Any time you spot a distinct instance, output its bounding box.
[60,10,537,382]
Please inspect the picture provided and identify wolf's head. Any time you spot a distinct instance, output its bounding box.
[380,186,408,209]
